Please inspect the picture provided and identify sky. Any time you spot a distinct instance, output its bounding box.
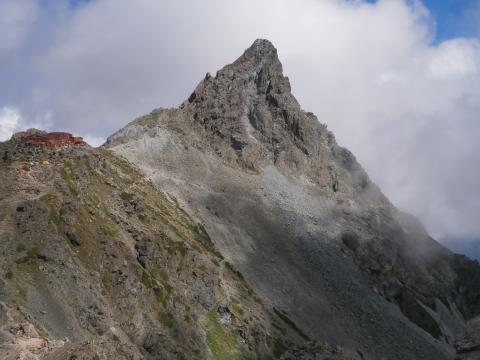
[0,0,479,257]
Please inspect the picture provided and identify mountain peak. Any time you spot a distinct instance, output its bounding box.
[103,40,480,360]
[182,38,290,112]
[231,38,283,77]
[243,38,278,61]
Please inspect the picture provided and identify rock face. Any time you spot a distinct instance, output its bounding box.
[106,39,480,359]
[1,137,325,359]
[456,317,480,359]
[2,39,480,360]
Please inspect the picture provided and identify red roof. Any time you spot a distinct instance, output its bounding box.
[21,132,85,149]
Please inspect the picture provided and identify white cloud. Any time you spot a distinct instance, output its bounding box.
[0,0,479,244]
[83,135,105,147]
[428,39,480,78]
[0,0,38,51]
[0,107,21,141]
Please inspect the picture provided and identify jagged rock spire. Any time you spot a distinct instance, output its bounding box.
[236,39,283,69]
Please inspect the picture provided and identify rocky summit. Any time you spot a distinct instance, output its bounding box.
[1,39,480,359]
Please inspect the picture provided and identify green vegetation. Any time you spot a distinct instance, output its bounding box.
[16,243,26,252]
[114,156,138,177]
[141,270,153,288]
[59,166,80,196]
[157,308,174,328]
[0,146,13,168]
[205,310,244,360]
[272,337,288,358]
[192,223,223,259]
[166,240,188,257]
[170,195,190,218]
[157,270,170,285]
[230,299,245,318]
[17,286,27,301]
[102,222,118,237]
[120,191,134,202]
[273,307,310,341]
[137,213,149,224]
[39,194,62,225]
[101,272,112,294]
[14,247,39,264]
[224,261,244,281]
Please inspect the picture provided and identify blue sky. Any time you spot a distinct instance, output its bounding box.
[365,0,480,41]
[422,0,480,40]
[69,0,89,8]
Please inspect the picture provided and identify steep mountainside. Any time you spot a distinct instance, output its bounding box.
[106,39,480,359]
[0,135,351,359]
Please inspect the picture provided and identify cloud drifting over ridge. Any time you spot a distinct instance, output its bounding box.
[0,0,479,244]
[0,107,21,141]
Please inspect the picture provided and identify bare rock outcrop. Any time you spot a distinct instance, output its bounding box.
[2,39,480,359]
[105,39,480,359]
[456,317,480,359]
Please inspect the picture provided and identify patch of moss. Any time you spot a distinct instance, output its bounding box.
[137,213,150,224]
[39,194,62,225]
[158,269,169,283]
[0,145,13,168]
[273,307,310,341]
[102,222,118,237]
[205,310,244,360]
[141,270,153,288]
[170,195,190,218]
[101,272,112,294]
[166,240,188,257]
[115,156,138,177]
[272,337,288,358]
[15,246,38,264]
[17,287,27,301]
[192,224,223,259]
[154,287,168,308]
[59,166,79,196]
[16,243,26,252]
[59,166,74,181]
[157,308,174,328]
[120,191,134,202]
[253,295,263,305]
[224,262,244,281]
[230,300,245,318]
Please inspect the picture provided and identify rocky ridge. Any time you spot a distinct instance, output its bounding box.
[106,39,480,359]
[0,135,345,359]
[1,39,480,359]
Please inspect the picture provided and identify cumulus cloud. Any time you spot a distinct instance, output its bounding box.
[83,135,106,147]
[0,0,479,245]
[0,107,21,141]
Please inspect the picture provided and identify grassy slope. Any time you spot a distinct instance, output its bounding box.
[0,143,306,359]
